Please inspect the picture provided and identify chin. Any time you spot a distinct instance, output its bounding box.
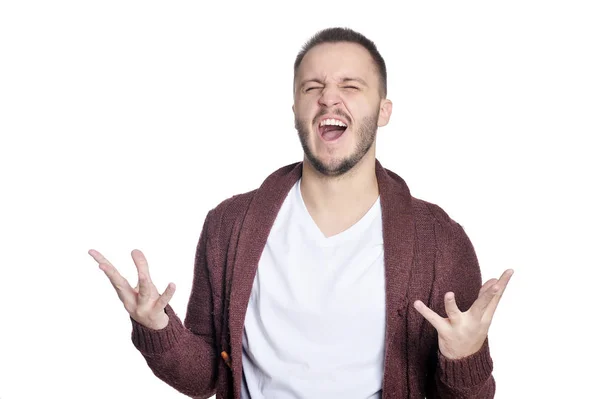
[306,153,360,177]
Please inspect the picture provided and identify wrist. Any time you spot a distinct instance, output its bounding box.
[133,311,169,330]
[439,337,486,360]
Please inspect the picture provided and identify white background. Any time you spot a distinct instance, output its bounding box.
[1,1,598,398]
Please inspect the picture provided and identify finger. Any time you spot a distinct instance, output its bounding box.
[444,292,462,322]
[414,300,447,332]
[97,261,136,307]
[138,273,152,304]
[470,283,499,318]
[483,269,514,320]
[90,248,124,286]
[479,278,498,297]
[131,249,152,281]
[89,248,134,294]
[89,249,116,268]
[155,283,176,310]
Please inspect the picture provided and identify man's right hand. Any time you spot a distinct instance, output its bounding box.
[89,248,176,330]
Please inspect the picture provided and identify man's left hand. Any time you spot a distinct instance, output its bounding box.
[414,269,514,359]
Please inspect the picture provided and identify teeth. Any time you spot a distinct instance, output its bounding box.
[319,118,347,127]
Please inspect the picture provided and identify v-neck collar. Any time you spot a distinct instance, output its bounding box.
[294,177,381,247]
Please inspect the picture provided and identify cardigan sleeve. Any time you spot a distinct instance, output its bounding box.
[129,210,219,399]
[429,223,496,398]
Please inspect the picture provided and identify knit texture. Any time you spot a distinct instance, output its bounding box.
[130,160,495,398]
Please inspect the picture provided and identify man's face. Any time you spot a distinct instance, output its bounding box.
[293,41,391,177]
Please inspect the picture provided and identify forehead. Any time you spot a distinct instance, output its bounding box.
[297,42,378,82]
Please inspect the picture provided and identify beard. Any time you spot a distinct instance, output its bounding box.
[294,108,380,177]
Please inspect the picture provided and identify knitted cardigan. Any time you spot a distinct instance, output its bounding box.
[130,160,495,399]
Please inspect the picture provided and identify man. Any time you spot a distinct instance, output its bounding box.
[89,27,513,399]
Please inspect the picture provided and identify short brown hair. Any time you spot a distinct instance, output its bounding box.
[294,27,387,97]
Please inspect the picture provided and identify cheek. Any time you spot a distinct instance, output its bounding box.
[344,101,368,119]
[295,100,318,120]
[346,97,380,118]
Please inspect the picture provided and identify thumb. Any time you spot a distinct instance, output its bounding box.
[155,282,176,310]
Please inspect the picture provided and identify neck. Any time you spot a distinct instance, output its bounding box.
[300,153,379,222]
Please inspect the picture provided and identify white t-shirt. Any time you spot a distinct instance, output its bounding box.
[241,178,386,399]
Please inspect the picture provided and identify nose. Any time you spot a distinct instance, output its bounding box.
[318,85,342,107]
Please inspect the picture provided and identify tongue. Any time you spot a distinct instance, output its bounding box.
[322,126,346,141]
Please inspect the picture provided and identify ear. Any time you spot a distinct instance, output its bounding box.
[377,99,393,127]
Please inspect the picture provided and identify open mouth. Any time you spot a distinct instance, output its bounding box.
[318,118,348,141]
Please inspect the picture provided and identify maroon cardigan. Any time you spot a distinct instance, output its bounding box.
[130,160,495,399]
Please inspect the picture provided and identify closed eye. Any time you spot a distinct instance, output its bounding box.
[305,87,322,92]
[344,86,359,90]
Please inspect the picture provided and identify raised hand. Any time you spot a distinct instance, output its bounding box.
[89,248,176,330]
[414,269,514,359]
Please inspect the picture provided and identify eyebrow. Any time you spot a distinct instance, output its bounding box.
[340,77,368,86]
[299,77,368,87]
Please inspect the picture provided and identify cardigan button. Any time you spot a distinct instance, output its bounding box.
[221,351,232,369]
